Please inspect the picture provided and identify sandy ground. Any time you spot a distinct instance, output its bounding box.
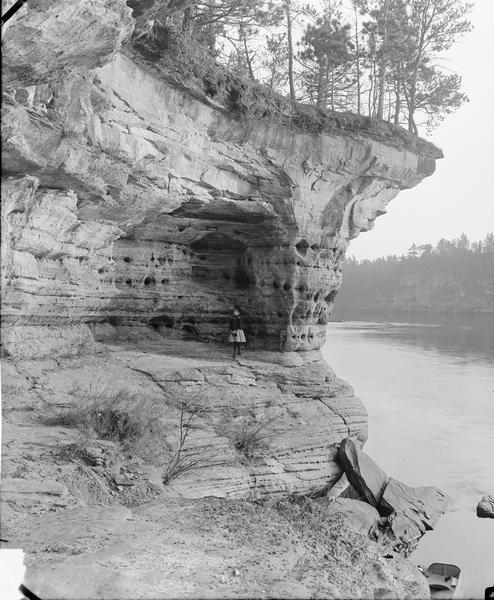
[2,496,429,599]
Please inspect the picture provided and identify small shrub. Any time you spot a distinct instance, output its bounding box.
[219,413,281,460]
[50,389,228,484]
[47,392,166,463]
[162,400,226,484]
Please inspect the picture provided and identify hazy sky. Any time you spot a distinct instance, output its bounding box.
[347,0,494,260]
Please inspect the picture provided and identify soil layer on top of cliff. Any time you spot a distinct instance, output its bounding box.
[128,25,443,161]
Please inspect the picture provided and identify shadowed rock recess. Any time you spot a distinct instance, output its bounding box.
[1,1,442,598]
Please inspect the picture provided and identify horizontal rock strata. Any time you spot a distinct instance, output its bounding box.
[2,2,441,351]
[1,2,443,597]
[2,338,366,499]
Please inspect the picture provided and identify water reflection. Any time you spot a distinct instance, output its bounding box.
[330,309,494,364]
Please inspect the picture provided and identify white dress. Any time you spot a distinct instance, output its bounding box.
[229,329,246,343]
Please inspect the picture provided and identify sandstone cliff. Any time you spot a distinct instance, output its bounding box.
[1,1,441,597]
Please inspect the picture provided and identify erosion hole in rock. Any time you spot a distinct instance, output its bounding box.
[190,232,246,253]
[227,86,243,112]
[107,315,122,327]
[181,323,199,340]
[123,257,132,263]
[144,276,156,287]
[234,266,252,289]
[203,77,219,98]
[310,244,320,251]
[295,239,310,255]
[325,290,337,303]
[150,315,175,330]
[283,282,291,292]
[125,279,132,286]
[192,266,208,280]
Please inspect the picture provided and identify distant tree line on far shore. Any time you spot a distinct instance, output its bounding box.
[336,233,494,314]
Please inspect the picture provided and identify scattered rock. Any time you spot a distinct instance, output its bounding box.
[338,438,389,506]
[338,439,449,549]
[477,494,494,518]
[139,465,165,490]
[323,498,381,539]
[325,472,351,500]
[114,474,134,486]
[379,478,449,544]
[2,478,72,512]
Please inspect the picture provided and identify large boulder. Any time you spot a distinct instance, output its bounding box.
[477,495,494,518]
[338,438,449,550]
[338,437,389,507]
[379,478,449,546]
[323,498,381,539]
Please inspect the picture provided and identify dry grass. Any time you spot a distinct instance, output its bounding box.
[46,392,167,464]
[218,413,281,462]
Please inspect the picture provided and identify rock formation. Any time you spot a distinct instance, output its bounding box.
[338,438,449,552]
[338,437,389,507]
[1,1,443,597]
[2,0,441,353]
[0,0,440,492]
[477,494,494,518]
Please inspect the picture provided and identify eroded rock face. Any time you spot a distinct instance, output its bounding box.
[2,0,134,88]
[1,336,367,499]
[1,3,440,596]
[1,8,440,351]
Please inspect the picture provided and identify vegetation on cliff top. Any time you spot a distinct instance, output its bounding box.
[129,22,442,158]
[126,0,471,140]
[337,233,494,313]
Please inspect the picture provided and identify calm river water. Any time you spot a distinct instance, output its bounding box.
[322,312,494,599]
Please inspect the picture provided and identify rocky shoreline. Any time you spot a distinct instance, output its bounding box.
[1,336,445,598]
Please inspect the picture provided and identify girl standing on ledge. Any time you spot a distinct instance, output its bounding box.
[229,306,246,359]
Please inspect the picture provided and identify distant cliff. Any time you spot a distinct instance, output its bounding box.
[336,235,494,314]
